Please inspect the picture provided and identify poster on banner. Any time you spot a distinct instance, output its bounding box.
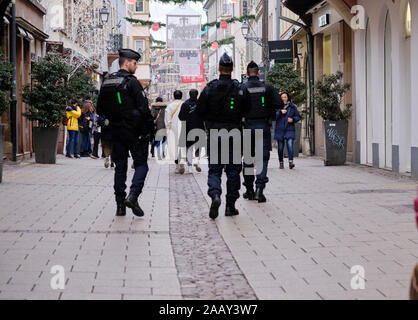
[166,5,201,50]
[175,50,201,65]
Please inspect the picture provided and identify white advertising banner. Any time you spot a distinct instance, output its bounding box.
[175,50,201,65]
[179,64,201,77]
[166,5,201,50]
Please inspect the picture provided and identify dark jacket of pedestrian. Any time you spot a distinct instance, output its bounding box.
[274,102,301,141]
[151,101,167,131]
[178,97,205,134]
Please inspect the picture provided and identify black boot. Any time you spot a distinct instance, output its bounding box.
[116,203,126,216]
[243,188,255,200]
[124,192,144,217]
[225,203,239,217]
[209,194,221,220]
[254,188,266,203]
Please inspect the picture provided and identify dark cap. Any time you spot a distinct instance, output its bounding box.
[247,61,259,69]
[219,52,233,68]
[119,48,141,61]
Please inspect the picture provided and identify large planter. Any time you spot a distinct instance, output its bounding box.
[0,124,4,183]
[323,120,348,166]
[33,127,60,164]
[284,122,302,158]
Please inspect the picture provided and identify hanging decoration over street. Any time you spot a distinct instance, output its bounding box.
[220,21,228,29]
[200,14,255,31]
[125,15,255,32]
[203,37,235,49]
[210,42,219,50]
[152,23,160,31]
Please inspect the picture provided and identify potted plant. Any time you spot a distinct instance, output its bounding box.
[314,71,352,166]
[0,51,13,183]
[266,63,306,157]
[22,55,71,164]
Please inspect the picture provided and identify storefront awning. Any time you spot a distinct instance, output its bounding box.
[283,0,323,24]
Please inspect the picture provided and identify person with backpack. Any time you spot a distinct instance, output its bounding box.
[178,89,205,173]
[165,90,184,174]
[65,99,82,158]
[150,97,167,159]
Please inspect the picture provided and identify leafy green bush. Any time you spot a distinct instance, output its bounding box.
[266,63,306,107]
[22,55,70,127]
[314,71,352,121]
[0,51,13,118]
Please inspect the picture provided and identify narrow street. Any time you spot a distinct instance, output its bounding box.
[0,154,416,300]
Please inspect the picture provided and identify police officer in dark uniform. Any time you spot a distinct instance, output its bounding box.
[197,53,248,220]
[96,49,154,217]
[242,61,283,203]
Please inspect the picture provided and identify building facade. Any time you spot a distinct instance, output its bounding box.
[0,0,48,160]
[353,0,418,178]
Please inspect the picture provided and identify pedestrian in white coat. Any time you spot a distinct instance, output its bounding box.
[165,90,184,174]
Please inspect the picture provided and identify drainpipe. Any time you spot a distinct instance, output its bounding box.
[10,0,17,162]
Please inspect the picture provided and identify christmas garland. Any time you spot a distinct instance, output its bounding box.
[150,46,166,50]
[201,14,255,31]
[125,14,255,31]
[125,17,166,27]
[202,36,235,49]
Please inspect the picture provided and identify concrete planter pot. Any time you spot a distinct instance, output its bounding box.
[33,127,60,164]
[323,120,348,166]
[0,124,4,183]
[284,122,302,158]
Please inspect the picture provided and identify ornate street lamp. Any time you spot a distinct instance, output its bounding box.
[100,6,109,24]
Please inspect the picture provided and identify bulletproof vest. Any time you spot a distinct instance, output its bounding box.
[244,79,273,120]
[205,78,244,124]
[98,72,142,131]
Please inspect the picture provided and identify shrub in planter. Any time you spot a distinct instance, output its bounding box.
[0,50,13,182]
[22,55,71,164]
[314,71,352,166]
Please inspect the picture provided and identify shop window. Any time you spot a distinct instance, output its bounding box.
[135,40,145,63]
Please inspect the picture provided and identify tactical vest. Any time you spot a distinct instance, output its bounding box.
[244,80,274,121]
[205,79,244,124]
[98,72,142,131]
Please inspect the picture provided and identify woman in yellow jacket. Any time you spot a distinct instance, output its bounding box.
[65,99,82,158]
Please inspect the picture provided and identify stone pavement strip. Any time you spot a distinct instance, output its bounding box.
[0,153,417,300]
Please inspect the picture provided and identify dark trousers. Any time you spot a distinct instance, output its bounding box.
[207,133,242,206]
[80,131,92,154]
[278,138,294,162]
[92,131,101,157]
[112,138,149,204]
[66,130,79,156]
[243,121,271,190]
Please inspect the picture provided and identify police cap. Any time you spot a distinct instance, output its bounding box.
[119,48,141,61]
[219,52,233,68]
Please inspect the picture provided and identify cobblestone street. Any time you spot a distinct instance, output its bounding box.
[0,153,417,300]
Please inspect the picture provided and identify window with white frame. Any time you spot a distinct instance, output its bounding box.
[135,0,144,12]
[135,40,145,63]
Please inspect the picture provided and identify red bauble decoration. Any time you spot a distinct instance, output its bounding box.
[230,0,239,3]
[211,42,219,50]
[152,23,160,31]
[126,0,136,4]
[220,21,228,29]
